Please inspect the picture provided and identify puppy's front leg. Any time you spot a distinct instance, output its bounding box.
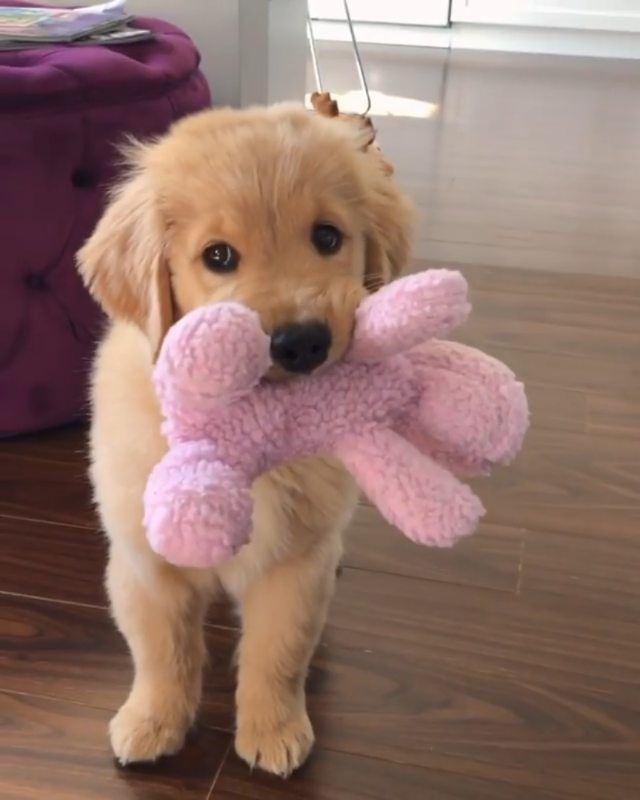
[234,539,339,777]
[107,544,208,764]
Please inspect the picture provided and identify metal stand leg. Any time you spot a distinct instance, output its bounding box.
[307,12,324,92]
[307,0,372,115]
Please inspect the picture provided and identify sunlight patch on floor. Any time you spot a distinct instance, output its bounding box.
[305,89,438,118]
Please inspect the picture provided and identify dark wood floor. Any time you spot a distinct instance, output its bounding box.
[2,49,640,800]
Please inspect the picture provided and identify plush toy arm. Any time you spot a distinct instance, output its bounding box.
[154,303,271,423]
[348,270,470,362]
[144,440,254,568]
[334,427,484,547]
[398,341,529,474]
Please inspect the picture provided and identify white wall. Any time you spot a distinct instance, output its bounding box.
[128,0,239,105]
[48,0,308,107]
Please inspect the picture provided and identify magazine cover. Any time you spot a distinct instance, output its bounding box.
[0,1,130,42]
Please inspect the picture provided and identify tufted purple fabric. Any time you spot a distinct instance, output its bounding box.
[0,2,211,437]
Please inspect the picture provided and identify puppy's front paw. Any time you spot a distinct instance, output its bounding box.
[110,697,191,765]
[235,704,314,777]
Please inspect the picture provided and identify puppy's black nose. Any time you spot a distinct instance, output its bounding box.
[270,321,332,374]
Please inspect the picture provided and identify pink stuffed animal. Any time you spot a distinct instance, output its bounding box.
[144,270,529,568]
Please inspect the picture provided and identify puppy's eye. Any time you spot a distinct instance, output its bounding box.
[311,223,343,255]
[202,242,240,273]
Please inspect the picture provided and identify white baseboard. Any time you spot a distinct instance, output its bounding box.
[452,23,640,59]
[311,19,640,60]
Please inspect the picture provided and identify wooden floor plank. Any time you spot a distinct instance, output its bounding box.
[0,514,249,630]
[345,505,524,593]
[0,516,106,606]
[521,527,640,622]
[516,382,586,435]
[449,262,640,305]
[213,748,568,800]
[413,259,640,332]
[0,451,94,528]
[0,595,237,731]
[1,424,88,464]
[328,567,640,689]
[459,312,639,365]
[314,571,640,800]
[3,576,639,800]
[1,690,229,800]
[465,281,640,336]
[473,426,640,538]
[467,343,639,400]
[587,393,640,438]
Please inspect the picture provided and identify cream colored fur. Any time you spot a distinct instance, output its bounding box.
[78,104,413,776]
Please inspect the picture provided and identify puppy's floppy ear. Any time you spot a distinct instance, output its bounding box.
[361,161,415,292]
[76,157,176,358]
[318,99,411,290]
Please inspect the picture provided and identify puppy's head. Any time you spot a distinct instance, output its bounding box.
[78,104,414,374]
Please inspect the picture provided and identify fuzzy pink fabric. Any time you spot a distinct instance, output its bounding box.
[144,269,529,568]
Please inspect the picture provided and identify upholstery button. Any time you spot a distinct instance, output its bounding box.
[25,273,47,291]
[71,167,97,188]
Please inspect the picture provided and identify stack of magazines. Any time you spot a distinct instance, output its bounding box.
[0,1,153,50]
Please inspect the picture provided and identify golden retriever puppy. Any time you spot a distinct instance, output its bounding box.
[77,103,413,776]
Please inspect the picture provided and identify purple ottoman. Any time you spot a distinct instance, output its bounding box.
[0,10,210,437]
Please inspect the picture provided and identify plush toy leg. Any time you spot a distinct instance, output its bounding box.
[401,341,529,474]
[335,427,484,547]
[144,441,254,568]
[348,270,470,362]
[154,303,271,422]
